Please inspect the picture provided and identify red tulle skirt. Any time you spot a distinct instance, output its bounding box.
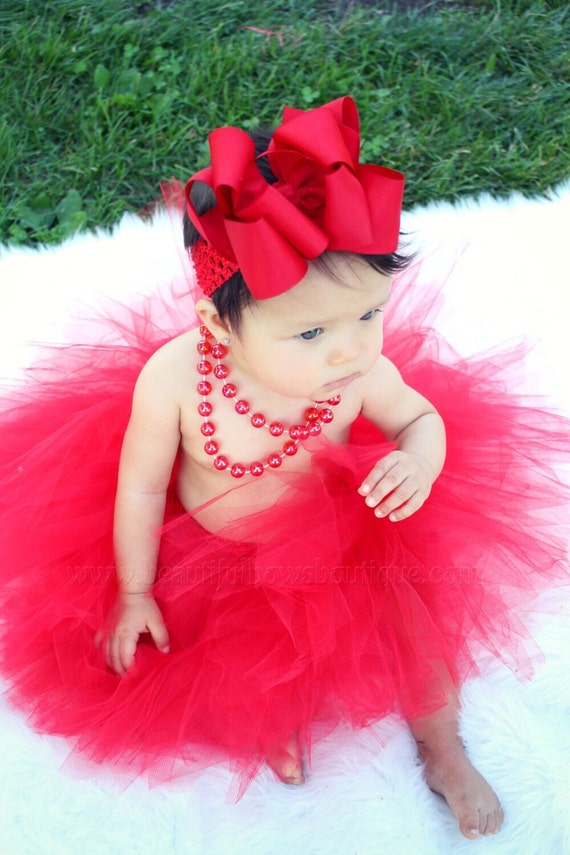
[0,262,568,797]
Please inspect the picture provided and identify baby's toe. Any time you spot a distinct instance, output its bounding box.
[461,812,482,839]
[482,807,504,836]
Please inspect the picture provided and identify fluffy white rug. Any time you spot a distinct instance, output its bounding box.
[0,185,569,855]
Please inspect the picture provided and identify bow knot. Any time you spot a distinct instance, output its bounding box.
[272,171,324,217]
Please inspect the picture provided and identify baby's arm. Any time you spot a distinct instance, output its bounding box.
[358,356,446,521]
[106,350,182,676]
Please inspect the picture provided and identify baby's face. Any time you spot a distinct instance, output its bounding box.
[228,256,391,402]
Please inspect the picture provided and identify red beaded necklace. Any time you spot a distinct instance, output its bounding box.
[196,325,341,478]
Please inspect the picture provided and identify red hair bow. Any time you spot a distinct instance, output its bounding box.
[185,96,404,299]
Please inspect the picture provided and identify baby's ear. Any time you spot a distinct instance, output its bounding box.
[195,298,231,341]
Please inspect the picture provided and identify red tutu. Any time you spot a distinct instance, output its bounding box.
[0,261,568,798]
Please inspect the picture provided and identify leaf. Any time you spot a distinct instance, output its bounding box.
[117,68,141,94]
[72,59,89,74]
[17,205,55,230]
[56,189,83,219]
[8,224,28,243]
[301,86,319,106]
[94,64,111,90]
[16,194,56,230]
[59,210,88,238]
[28,193,53,213]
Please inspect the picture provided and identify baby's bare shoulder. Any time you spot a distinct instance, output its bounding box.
[136,331,197,396]
[146,330,197,367]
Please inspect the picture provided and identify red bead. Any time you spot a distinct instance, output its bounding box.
[309,422,322,436]
[200,421,215,437]
[197,360,212,375]
[328,395,341,406]
[230,463,246,478]
[198,401,213,416]
[249,461,265,476]
[304,407,320,421]
[283,441,298,456]
[251,413,266,428]
[234,399,250,415]
[288,424,303,440]
[197,380,212,395]
[204,440,218,455]
[298,426,310,440]
[267,453,283,468]
[213,364,229,379]
[269,422,284,436]
[214,456,229,470]
[320,408,334,423]
[222,383,237,398]
[211,343,227,359]
[199,325,212,338]
[197,339,211,355]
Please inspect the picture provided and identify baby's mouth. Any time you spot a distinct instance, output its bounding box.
[323,372,361,392]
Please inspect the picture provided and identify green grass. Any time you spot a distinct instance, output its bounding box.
[1,0,568,245]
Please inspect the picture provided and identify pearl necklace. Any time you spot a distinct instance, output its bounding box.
[196,325,341,478]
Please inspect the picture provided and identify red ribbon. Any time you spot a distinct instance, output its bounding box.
[185,97,404,300]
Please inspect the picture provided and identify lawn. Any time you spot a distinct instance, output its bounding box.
[1,0,568,245]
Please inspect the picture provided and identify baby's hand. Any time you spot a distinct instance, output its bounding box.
[358,450,434,522]
[97,594,170,677]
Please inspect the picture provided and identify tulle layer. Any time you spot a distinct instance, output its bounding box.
[0,265,568,796]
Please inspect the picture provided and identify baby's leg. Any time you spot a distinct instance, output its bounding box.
[266,732,305,785]
[409,693,503,839]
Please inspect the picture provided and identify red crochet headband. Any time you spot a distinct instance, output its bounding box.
[187,96,404,300]
[190,241,240,298]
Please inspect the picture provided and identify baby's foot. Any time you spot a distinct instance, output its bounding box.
[267,733,305,786]
[419,740,503,839]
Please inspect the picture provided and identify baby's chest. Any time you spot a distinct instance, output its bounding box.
[178,392,360,475]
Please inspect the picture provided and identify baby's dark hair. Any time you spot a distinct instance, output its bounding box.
[183,128,413,331]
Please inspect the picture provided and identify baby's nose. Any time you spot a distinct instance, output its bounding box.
[328,335,362,365]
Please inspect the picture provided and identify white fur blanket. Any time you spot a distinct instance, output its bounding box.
[0,186,569,855]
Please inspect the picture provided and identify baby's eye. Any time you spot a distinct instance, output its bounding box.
[297,327,323,341]
[360,308,383,321]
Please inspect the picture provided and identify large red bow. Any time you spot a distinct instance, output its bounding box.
[185,97,404,300]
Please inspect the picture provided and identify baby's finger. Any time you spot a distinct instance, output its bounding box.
[363,467,408,509]
[358,456,399,497]
[378,489,424,522]
[372,480,415,517]
[107,634,124,676]
[109,633,135,677]
[108,635,125,677]
[149,619,170,654]
[119,635,138,674]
